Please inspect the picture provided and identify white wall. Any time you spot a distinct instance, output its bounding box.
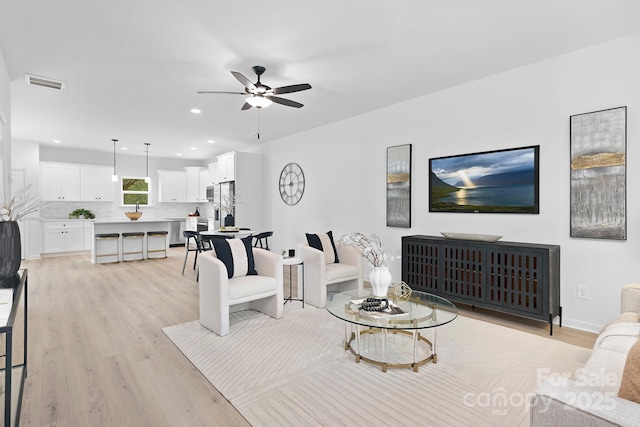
[257,32,640,332]
[0,47,10,198]
[11,140,39,194]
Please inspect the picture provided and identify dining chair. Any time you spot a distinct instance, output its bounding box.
[182,230,204,275]
[253,231,273,250]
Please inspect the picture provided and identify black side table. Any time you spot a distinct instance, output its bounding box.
[1,269,27,426]
[283,257,304,307]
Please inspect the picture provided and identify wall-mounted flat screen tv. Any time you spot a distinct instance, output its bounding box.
[429,145,539,214]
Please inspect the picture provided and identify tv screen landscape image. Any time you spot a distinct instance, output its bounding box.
[429,145,540,214]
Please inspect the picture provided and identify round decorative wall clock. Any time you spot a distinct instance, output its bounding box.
[279,163,305,205]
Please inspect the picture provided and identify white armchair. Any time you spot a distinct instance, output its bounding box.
[298,242,363,308]
[198,248,283,336]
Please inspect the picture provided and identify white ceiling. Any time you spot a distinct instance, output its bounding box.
[1,0,639,160]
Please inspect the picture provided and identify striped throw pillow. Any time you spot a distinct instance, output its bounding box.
[305,231,340,264]
[210,236,257,278]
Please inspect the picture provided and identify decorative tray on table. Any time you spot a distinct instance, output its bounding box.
[350,298,406,317]
[218,227,239,232]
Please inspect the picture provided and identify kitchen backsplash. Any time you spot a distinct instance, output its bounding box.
[40,201,216,220]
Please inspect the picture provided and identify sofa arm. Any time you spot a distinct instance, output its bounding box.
[298,243,325,265]
[198,252,230,335]
[199,252,228,303]
[253,248,283,295]
[621,283,640,314]
[298,243,327,307]
[531,380,640,426]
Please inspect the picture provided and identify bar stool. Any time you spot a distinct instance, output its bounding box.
[95,233,120,264]
[122,232,144,261]
[147,231,168,259]
[182,231,201,275]
[253,231,273,250]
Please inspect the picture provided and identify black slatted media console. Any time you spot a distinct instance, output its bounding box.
[402,235,561,335]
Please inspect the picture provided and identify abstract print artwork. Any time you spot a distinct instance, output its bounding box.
[570,106,627,240]
[387,144,411,228]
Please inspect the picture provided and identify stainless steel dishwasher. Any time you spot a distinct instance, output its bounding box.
[169,219,186,246]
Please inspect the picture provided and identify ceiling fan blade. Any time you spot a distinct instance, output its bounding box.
[241,102,253,110]
[231,71,257,93]
[273,83,312,95]
[268,96,304,108]
[197,91,245,95]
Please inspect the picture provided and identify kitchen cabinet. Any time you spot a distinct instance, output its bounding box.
[208,162,218,185]
[43,221,84,253]
[185,167,209,203]
[199,169,210,202]
[217,152,235,182]
[158,171,187,202]
[83,222,92,250]
[21,218,42,260]
[80,166,114,201]
[41,163,81,201]
[185,217,198,231]
[185,167,201,202]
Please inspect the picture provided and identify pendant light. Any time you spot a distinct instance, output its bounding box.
[144,143,151,183]
[111,139,119,182]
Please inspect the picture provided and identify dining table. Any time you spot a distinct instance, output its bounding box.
[199,229,253,239]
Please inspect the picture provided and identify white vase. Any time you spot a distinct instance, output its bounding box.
[369,266,392,297]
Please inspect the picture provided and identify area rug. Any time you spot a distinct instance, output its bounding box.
[163,305,591,427]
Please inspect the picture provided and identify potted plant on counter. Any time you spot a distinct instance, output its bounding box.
[69,208,95,219]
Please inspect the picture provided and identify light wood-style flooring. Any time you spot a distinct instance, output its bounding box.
[19,248,596,426]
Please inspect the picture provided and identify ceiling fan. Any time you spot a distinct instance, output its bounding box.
[197,65,312,110]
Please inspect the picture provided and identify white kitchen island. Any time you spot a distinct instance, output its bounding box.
[91,218,172,263]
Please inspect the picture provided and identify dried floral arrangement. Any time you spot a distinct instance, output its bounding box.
[339,232,397,267]
[1,184,40,222]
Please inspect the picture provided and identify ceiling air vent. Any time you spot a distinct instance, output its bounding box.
[24,74,67,91]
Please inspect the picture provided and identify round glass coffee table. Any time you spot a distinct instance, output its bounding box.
[326,289,458,372]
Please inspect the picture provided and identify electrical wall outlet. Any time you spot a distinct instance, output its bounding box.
[577,285,590,300]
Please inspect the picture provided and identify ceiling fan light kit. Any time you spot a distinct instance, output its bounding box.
[246,95,273,109]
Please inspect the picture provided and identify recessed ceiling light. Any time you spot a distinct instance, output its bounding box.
[190,108,201,114]
[190,147,197,150]
[207,140,215,144]
[52,139,61,143]
[176,153,183,156]
[121,147,128,151]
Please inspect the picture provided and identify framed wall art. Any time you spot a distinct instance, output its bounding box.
[386,144,411,227]
[570,106,627,240]
[429,145,540,214]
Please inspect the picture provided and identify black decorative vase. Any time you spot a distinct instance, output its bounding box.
[224,214,235,227]
[0,222,21,288]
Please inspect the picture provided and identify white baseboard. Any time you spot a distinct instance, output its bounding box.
[560,318,602,334]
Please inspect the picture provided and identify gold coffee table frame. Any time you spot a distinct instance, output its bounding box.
[326,289,457,372]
